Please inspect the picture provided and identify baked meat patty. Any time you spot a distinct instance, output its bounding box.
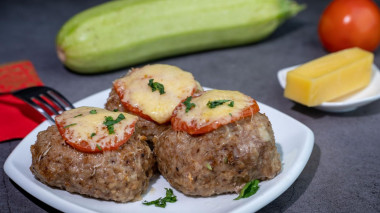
[30,125,155,202]
[153,113,281,196]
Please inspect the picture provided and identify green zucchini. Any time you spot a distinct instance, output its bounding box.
[57,0,304,73]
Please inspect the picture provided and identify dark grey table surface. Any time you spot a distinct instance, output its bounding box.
[1,0,380,212]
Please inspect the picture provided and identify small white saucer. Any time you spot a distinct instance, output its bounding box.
[277,64,380,112]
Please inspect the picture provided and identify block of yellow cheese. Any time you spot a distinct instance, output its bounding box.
[284,48,373,107]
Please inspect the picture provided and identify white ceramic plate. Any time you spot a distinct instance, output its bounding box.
[277,64,380,112]
[4,88,314,213]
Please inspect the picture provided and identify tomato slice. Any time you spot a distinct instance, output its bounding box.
[55,106,138,153]
[171,90,260,135]
[113,64,198,124]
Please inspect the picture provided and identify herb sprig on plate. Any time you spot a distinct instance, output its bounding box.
[143,188,177,208]
[234,179,260,200]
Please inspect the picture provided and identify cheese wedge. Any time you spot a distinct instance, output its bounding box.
[284,48,373,107]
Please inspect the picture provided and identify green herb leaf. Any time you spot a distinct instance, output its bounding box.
[206,163,213,171]
[224,157,228,164]
[164,188,177,203]
[113,109,119,112]
[234,179,260,200]
[64,123,77,128]
[74,114,83,118]
[142,188,177,208]
[148,79,165,95]
[91,133,96,138]
[96,144,102,151]
[103,114,125,134]
[207,100,234,108]
[183,96,196,112]
[90,109,97,114]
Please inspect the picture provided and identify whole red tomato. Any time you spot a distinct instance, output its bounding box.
[318,0,380,52]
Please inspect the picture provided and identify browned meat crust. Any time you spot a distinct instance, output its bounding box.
[153,113,281,197]
[30,126,155,202]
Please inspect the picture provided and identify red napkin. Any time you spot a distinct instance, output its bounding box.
[0,61,45,142]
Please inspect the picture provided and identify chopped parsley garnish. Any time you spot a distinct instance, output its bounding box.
[103,114,125,134]
[142,188,177,208]
[64,123,77,128]
[224,157,228,164]
[234,179,260,200]
[90,109,97,114]
[96,144,102,151]
[148,79,165,95]
[113,109,119,112]
[90,133,96,138]
[206,163,213,171]
[207,100,234,109]
[183,96,196,112]
[74,114,82,118]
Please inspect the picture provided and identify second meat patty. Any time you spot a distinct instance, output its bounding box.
[153,113,281,196]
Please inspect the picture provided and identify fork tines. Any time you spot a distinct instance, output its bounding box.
[13,86,74,123]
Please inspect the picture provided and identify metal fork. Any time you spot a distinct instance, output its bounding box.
[10,86,75,123]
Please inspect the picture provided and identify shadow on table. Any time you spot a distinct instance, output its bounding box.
[290,99,380,119]
[9,179,62,213]
[329,100,380,118]
[258,143,321,213]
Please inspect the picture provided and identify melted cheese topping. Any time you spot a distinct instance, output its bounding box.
[175,90,254,128]
[113,64,197,124]
[55,106,138,150]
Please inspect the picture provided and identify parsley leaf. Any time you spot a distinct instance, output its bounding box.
[142,188,177,208]
[163,188,177,203]
[90,133,96,138]
[183,96,196,112]
[74,114,82,118]
[64,123,77,128]
[224,157,228,164]
[148,79,165,95]
[207,100,234,108]
[90,109,97,114]
[103,114,125,134]
[96,144,102,151]
[206,163,213,170]
[234,179,260,200]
